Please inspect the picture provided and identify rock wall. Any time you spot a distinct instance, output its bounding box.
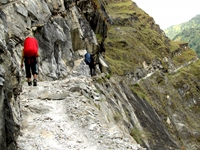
[1,0,107,80]
[0,0,108,149]
[0,46,21,150]
[94,75,180,150]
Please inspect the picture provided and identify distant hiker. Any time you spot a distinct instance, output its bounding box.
[84,52,96,76]
[21,36,39,86]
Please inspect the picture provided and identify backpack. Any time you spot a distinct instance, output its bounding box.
[23,37,38,57]
[84,52,91,65]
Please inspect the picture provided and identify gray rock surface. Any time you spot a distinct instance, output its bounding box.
[17,75,144,150]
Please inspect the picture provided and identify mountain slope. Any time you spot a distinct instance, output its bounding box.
[172,27,200,56]
[164,14,200,56]
[89,1,200,149]
[165,14,200,39]
[96,0,197,76]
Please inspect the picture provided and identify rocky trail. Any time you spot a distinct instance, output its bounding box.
[16,75,143,150]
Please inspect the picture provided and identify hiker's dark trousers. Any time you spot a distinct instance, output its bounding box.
[89,63,96,76]
[24,57,38,78]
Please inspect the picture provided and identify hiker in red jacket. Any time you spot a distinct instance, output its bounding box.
[21,36,39,86]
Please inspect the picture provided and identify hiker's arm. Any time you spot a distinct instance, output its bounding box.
[36,51,40,57]
[20,50,24,68]
[37,52,42,66]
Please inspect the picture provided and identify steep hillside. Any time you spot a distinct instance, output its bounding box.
[172,27,200,57]
[129,59,200,150]
[95,1,200,149]
[164,14,200,39]
[164,15,200,56]
[99,0,197,77]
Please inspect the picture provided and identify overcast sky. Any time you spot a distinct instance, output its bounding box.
[133,0,200,30]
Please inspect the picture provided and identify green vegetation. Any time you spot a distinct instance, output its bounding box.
[165,15,200,39]
[113,113,121,123]
[172,48,197,66]
[130,84,149,101]
[91,0,200,147]
[95,34,103,42]
[164,14,200,57]
[95,0,200,121]
[94,102,101,110]
[130,128,143,144]
[104,0,138,18]
[97,0,198,76]
[173,27,200,57]
[127,61,200,147]
[164,24,183,39]
[129,59,200,123]
[95,73,112,83]
[105,73,111,79]
[130,128,151,144]
[96,77,104,83]
[169,41,181,53]
[169,60,200,93]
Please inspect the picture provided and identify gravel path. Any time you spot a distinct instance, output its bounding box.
[16,76,144,150]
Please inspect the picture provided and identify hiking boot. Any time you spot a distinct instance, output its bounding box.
[33,79,37,86]
[28,81,32,86]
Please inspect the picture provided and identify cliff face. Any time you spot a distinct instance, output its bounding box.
[0,0,200,150]
[1,1,103,149]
